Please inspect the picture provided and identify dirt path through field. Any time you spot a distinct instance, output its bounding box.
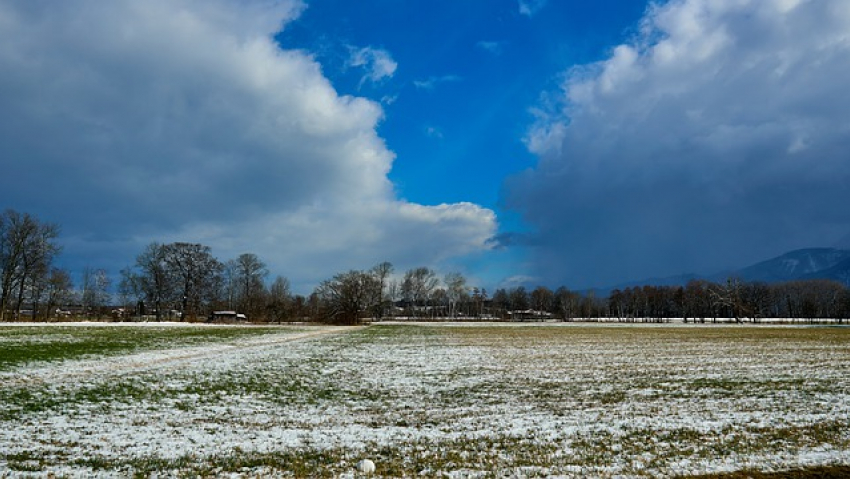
[4,325,363,387]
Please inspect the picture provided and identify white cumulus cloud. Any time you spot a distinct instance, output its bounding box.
[348,46,398,86]
[0,0,495,291]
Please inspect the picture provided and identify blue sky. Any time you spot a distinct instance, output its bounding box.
[271,0,650,288]
[278,0,647,210]
[2,0,850,293]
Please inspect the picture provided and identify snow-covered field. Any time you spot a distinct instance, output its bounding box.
[1,323,849,477]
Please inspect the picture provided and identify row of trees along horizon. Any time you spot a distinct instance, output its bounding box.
[3,209,850,324]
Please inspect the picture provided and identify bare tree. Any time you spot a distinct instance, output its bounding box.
[370,261,394,319]
[267,275,291,323]
[430,287,448,319]
[81,267,111,318]
[163,243,222,321]
[132,242,174,321]
[553,287,577,321]
[118,266,141,319]
[608,289,626,320]
[708,278,747,323]
[235,253,268,319]
[444,272,468,318]
[0,210,60,320]
[492,288,510,318]
[401,267,439,317]
[23,259,50,320]
[222,259,238,311]
[43,268,73,320]
[315,270,381,325]
[531,286,554,315]
[470,287,488,318]
[386,279,400,319]
[508,286,529,312]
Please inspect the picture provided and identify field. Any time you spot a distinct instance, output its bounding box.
[1,322,850,478]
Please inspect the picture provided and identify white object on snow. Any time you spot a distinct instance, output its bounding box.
[356,458,376,474]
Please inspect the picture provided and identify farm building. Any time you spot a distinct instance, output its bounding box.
[208,311,248,323]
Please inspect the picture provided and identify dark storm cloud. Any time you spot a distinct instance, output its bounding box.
[508,0,850,288]
[486,232,538,250]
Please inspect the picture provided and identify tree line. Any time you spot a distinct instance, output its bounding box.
[3,209,850,323]
[606,279,850,323]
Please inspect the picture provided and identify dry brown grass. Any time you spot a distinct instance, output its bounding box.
[679,465,850,478]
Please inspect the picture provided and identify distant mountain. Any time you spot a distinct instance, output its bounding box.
[800,256,850,285]
[733,248,850,283]
[594,247,850,295]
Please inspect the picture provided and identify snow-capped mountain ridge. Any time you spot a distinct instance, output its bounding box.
[594,248,850,294]
[736,248,850,282]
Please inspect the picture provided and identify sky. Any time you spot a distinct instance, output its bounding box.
[1,0,849,293]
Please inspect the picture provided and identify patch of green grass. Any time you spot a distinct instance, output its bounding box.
[5,450,51,472]
[591,389,628,405]
[73,454,202,479]
[0,388,61,420]
[66,449,348,478]
[346,323,441,345]
[208,449,343,478]
[180,370,343,407]
[0,367,345,421]
[745,420,850,449]
[0,378,168,420]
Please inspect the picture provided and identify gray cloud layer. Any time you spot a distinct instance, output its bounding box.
[507,0,850,288]
[0,0,495,290]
